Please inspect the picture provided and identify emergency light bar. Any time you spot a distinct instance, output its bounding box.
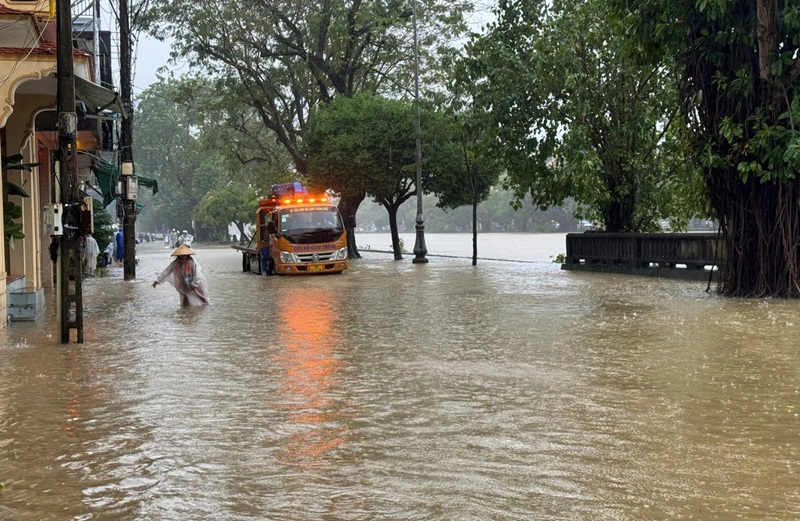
[261,195,329,207]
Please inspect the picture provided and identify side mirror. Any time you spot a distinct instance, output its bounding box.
[267,221,277,235]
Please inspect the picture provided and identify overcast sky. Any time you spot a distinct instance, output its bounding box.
[127,2,495,95]
[132,34,174,94]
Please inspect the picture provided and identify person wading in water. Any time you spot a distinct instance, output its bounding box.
[151,244,210,306]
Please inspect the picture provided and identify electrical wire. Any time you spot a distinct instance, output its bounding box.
[0,15,51,90]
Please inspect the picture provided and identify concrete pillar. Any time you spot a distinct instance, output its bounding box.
[0,150,6,327]
[5,102,42,289]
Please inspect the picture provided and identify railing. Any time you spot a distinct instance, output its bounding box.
[563,232,724,279]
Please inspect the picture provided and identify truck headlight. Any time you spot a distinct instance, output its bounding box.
[334,247,348,260]
[280,251,299,263]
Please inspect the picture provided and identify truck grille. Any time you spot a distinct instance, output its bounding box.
[296,251,335,263]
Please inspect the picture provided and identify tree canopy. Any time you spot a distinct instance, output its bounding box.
[133,81,227,233]
[138,0,477,249]
[303,93,495,258]
[613,0,800,296]
[141,0,473,174]
[454,0,705,232]
[133,80,290,238]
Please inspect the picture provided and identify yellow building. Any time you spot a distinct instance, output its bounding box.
[0,0,120,324]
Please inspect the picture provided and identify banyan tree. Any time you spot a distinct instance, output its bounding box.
[617,0,800,297]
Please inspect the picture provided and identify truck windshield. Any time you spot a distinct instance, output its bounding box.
[280,208,343,233]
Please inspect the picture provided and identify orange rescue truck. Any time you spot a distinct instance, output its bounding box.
[233,183,348,275]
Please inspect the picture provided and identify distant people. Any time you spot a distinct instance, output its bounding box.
[82,234,100,277]
[177,230,193,247]
[104,242,114,265]
[114,228,124,264]
[151,244,210,306]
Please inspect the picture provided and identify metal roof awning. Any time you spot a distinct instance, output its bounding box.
[91,157,158,207]
[74,76,127,117]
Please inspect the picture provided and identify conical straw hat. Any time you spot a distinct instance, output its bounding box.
[171,244,196,256]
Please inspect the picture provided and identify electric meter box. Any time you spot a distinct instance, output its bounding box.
[43,203,64,236]
[126,176,138,200]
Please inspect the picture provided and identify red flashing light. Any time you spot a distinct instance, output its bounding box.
[263,195,331,206]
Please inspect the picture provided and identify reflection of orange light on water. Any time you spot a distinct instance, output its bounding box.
[271,287,351,468]
[280,427,349,463]
[64,395,81,436]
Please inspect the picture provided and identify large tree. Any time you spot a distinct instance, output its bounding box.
[613,0,800,297]
[454,0,704,232]
[171,78,295,188]
[142,0,472,240]
[134,80,292,236]
[303,93,492,259]
[193,181,259,242]
[133,81,226,232]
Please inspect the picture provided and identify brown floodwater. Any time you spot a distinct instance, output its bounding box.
[0,235,798,520]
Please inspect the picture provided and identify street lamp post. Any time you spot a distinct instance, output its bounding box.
[411,0,428,264]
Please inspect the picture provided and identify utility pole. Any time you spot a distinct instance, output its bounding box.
[120,0,136,279]
[56,0,83,342]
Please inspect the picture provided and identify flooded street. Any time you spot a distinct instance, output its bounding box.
[1,233,798,520]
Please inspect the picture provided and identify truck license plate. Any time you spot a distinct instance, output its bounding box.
[309,265,323,273]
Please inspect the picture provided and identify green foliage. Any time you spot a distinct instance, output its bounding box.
[611,0,800,187]
[454,0,706,232]
[303,94,426,258]
[610,0,800,297]
[133,80,289,235]
[552,253,566,264]
[305,94,495,207]
[193,182,259,235]
[133,81,210,231]
[3,200,24,244]
[434,109,500,211]
[304,93,495,257]
[141,0,473,176]
[171,78,294,188]
[2,154,35,248]
[91,199,114,253]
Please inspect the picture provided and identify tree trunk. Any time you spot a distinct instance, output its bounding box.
[756,0,778,81]
[603,172,637,232]
[716,177,800,297]
[234,220,249,244]
[387,204,403,260]
[338,191,364,259]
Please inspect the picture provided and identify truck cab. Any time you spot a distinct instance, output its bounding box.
[235,184,348,275]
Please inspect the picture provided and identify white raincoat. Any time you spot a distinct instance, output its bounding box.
[83,235,100,275]
[153,255,210,306]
